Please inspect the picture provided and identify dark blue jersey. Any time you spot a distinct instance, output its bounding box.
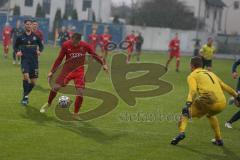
[232,59,240,73]
[58,31,70,45]
[11,27,24,44]
[14,32,44,61]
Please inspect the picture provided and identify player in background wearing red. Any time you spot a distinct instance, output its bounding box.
[125,31,136,63]
[40,33,108,119]
[88,29,98,52]
[100,27,112,62]
[165,33,181,72]
[32,20,44,43]
[2,22,12,58]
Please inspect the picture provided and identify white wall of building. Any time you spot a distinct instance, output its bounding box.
[125,25,211,53]
[222,0,240,34]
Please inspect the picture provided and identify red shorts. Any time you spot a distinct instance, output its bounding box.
[170,51,180,58]
[127,46,134,53]
[56,69,85,89]
[3,41,10,46]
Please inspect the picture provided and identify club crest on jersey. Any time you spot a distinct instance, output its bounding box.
[33,36,36,40]
[28,41,31,44]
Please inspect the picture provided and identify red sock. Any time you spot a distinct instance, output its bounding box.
[48,90,57,104]
[74,96,83,114]
[176,60,180,69]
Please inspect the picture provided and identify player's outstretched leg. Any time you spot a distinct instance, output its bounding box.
[165,57,173,71]
[171,115,188,145]
[225,111,240,129]
[207,115,224,146]
[4,45,9,58]
[40,90,57,113]
[73,96,83,120]
[176,58,180,72]
[22,80,30,106]
[13,50,16,65]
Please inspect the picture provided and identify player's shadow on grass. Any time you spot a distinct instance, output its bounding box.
[21,106,126,144]
[21,105,56,124]
[62,122,126,144]
[177,145,240,160]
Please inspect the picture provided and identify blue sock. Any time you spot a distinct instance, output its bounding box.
[228,111,240,124]
[27,83,35,95]
[236,77,240,92]
[23,80,29,97]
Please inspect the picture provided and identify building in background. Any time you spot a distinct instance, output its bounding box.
[222,0,240,35]
[3,0,111,30]
[179,0,226,34]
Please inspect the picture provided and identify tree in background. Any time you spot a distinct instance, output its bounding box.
[63,12,69,20]
[13,5,20,16]
[0,0,8,7]
[111,2,132,20]
[112,15,121,24]
[35,3,46,18]
[53,9,62,32]
[71,9,78,20]
[112,0,204,30]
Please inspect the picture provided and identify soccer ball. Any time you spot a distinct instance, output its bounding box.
[58,96,71,108]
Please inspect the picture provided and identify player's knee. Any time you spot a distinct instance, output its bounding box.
[23,74,30,81]
[52,85,61,92]
[76,88,84,96]
[182,107,190,117]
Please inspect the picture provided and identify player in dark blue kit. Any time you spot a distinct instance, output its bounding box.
[225,59,240,128]
[11,20,24,65]
[14,19,44,106]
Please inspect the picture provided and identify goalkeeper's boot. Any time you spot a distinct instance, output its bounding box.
[171,132,186,145]
[211,139,224,146]
[40,103,51,113]
[21,96,29,106]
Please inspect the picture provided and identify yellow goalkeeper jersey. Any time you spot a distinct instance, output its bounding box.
[200,44,216,60]
[187,68,237,104]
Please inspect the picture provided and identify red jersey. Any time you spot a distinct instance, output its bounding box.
[34,30,44,42]
[88,34,98,51]
[2,26,12,45]
[51,40,104,74]
[126,34,136,47]
[100,34,111,48]
[169,38,180,54]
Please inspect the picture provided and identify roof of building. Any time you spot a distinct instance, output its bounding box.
[205,0,226,8]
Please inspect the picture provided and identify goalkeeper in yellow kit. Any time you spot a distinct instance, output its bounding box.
[171,56,240,146]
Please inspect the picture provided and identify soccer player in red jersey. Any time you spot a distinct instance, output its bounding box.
[125,31,136,63]
[40,33,108,119]
[2,22,12,58]
[32,20,44,43]
[88,29,98,52]
[165,33,181,72]
[99,27,112,62]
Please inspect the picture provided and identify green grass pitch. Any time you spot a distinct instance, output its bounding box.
[0,45,240,160]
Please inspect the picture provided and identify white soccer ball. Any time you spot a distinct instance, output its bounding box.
[58,96,71,108]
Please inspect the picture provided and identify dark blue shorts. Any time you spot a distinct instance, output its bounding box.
[21,60,39,79]
[202,58,212,68]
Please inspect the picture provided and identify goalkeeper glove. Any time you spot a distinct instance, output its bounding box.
[182,101,192,118]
